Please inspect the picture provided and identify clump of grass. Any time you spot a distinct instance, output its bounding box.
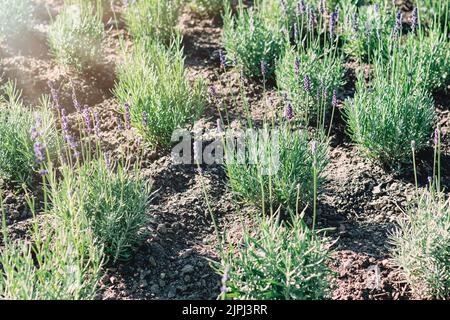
[189,0,223,16]
[0,82,59,186]
[0,0,33,42]
[123,0,183,44]
[217,212,334,300]
[224,123,328,213]
[222,1,285,79]
[343,70,435,165]
[276,45,344,124]
[113,37,205,147]
[48,2,104,70]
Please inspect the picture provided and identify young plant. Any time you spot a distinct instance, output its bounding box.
[0,187,104,299]
[343,70,435,165]
[48,2,104,70]
[113,37,205,147]
[222,1,285,79]
[390,129,449,299]
[123,0,183,43]
[224,123,328,213]
[0,82,59,186]
[276,45,345,125]
[0,0,33,42]
[66,157,152,263]
[341,3,394,63]
[217,212,334,300]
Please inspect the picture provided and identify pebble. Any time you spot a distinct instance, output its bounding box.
[181,264,194,274]
[157,223,167,234]
[149,256,157,267]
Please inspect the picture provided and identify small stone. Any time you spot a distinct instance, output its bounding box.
[149,256,157,267]
[150,284,160,294]
[157,224,167,234]
[140,280,148,288]
[110,276,116,284]
[159,279,166,287]
[181,264,194,274]
[373,185,382,194]
[180,249,193,258]
[184,275,190,282]
[160,273,166,279]
[167,286,176,298]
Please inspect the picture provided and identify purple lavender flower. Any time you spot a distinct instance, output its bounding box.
[334,7,340,22]
[427,176,433,185]
[285,103,294,121]
[38,169,48,177]
[319,0,325,15]
[116,113,123,131]
[33,142,45,164]
[303,74,311,92]
[411,7,418,33]
[434,128,439,147]
[124,103,132,129]
[294,56,300,76]
[94,112,101,137]
[66,134,78,150]
[83,107,92,133]
[61,109,70,137]
[308,7,316,30]
[142,111,148,127]
[219,50,226,69]
[260,60,268,77]
[352,13,358,33]
[31,127,40,141]
[332,89,337,108]
[393,11,403,38]
[48,81,61,110]
[329,12,337,37]
[72,87,81,112]
[296,0,305,16]
[209,85,218,98]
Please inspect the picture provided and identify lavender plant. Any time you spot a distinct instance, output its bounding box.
[217,212,334,300]
[0,182,104,299]
[113,37,205,147]
[123,0,183,44]
[49,156,152,263]
[224,123,328,213]
[0,82,59,186]
[341,3,394,63]
[391,133,449,299]
[222,1,285,79]
[343,70,435,165]
[276,45,345,125]
[48,2,104,70]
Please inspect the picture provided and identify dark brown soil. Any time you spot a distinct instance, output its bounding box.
[1,1,449,300]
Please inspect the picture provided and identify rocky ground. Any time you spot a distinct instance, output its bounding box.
[0,0,449,300]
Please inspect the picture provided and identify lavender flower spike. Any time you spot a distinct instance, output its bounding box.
[411,7,418,33]
[294,56,300,76]
[285,103,294,121]
[142,111,149,127]
[352,13,358,34]
[393,11,403,38]
[34,142,45,164]
[303,74,311,92]
[219,50,226,69]
[124,103,132,129]
[296,0,305,16]
[332,89,337,108]
[260,60,268,77]
[83,106,92,133]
